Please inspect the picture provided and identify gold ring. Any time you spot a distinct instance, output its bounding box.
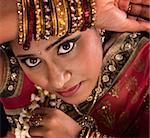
[30,114,43,127]
[127,4,132,13]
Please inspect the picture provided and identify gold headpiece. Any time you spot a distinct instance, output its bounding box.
[16,0,96,50]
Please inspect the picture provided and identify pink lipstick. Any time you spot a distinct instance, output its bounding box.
[57,83,81,97]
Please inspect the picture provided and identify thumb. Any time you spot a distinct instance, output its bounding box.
[123,17,150,32]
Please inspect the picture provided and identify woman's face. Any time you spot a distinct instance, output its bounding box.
[11,29,103,104]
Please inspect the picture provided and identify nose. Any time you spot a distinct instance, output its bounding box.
[46,63,71,90]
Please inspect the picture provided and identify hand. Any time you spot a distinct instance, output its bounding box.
[29,108,81,138]
[0,0,18,43]
[118,0,149,20]
[95,0,150,32]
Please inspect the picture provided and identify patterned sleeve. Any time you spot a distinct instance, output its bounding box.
[0,45,36,110]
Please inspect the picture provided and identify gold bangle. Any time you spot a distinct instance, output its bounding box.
[39,0,44,38]
[90,0,96,27]
[51,0,58,35]
[61,0,69,36]
[77,1,83,31]
[34,0,42,40]
[17,0,24,44]
[16,0,96,48]
[22,0,27,43]
[53,0,68,36]
[43,0,53,39]
[68,0,83,33]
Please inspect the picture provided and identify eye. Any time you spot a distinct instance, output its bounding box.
[58,41,75,55]
[57,35,81,55]
[20,57,41,68]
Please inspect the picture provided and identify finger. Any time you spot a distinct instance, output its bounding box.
[128,4,150,19]
[29,126,45,137]
[136,16,149,22]
[118,0,130,11]
[128,15,139,20]
[130,0,150,5]
[33,107,55,115]
[124,17,150,32]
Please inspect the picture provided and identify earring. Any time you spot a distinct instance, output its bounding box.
[100,29,106,44]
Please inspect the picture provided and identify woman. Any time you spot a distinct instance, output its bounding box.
[0,0,149,138]
[0,0,150,43]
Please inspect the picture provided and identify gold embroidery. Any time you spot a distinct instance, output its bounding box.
[109,83,120,98]
[131,89,140,104]
[98,101,116,129]
[125,76,137,94]
[125,76,140,104]
[141,89,150,111]
[0,46,23,98]
[97,33,144,100]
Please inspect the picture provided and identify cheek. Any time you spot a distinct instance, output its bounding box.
[83,50,102,78]
[73,39,103,79]
[19,64,47,87]
[19,66,37,82]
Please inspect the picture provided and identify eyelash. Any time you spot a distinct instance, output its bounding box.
[20,58,41,68]
[57,37,79,55]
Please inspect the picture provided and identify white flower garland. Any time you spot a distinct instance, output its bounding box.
[7,86,62,138]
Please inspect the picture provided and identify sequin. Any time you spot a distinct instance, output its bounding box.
[8,85,14,91]
[50,101,56,107]
[102,75,109,82]
[11,73,17,81]
[10,57,17,64]
[87,95,93,102]
[124,43,132,50]
[108,65,116,72]
[115,54,123,61]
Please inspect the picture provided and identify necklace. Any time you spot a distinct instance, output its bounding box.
[72,76,102,130]
[73,85,99,116]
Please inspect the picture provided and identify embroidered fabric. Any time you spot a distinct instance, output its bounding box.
[0,45,23,98]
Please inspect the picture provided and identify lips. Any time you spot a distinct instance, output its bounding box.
[57,83,81,97]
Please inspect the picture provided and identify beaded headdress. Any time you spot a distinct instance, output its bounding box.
[16,0,96,50]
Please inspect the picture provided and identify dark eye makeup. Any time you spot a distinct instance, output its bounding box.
[20,57,41,68]
[57,35,81,55]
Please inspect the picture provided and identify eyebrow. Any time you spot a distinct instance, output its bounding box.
[45,33,69,51]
